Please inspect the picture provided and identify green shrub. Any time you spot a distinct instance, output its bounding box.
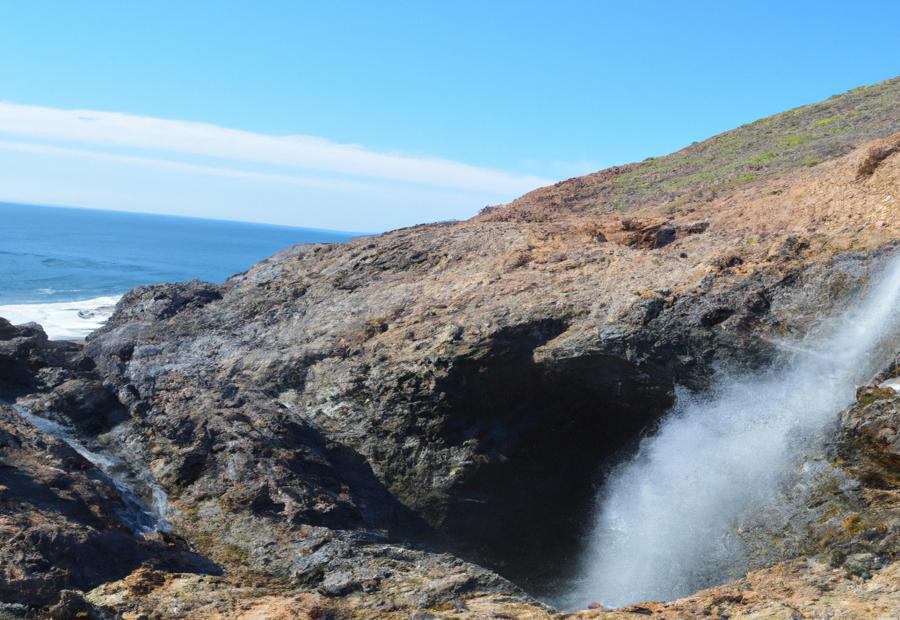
[745,152,777,165]
[779,134,814,146]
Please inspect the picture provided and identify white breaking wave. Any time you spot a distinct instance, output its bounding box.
[566,253,900,609]
[0,295,120,340]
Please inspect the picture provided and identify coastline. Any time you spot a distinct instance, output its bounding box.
[0,295,121,341]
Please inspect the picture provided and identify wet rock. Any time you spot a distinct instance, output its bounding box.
[20,378,125,434]
[842,393,900,487]
[855,384,897,407]
[0,603,31,619]
[0,405,216,607]
[0,403,149,605]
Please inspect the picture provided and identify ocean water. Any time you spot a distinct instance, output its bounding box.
[0,202,358,338]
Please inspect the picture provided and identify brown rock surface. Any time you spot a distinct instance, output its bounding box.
[0,78,899,618]
[80,123,900,586]
[573,560,900,619]
[0,403,215,607]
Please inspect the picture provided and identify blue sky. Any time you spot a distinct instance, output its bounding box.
[0,1,897,231]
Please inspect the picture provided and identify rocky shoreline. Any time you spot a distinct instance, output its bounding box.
[1,80,899,618]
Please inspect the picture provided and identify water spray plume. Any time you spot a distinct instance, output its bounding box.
[565,252,900,609]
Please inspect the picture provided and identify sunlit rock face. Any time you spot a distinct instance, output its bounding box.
[0,81,899,618]
[74,131,899,610]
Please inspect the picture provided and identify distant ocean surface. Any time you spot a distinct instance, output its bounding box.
[0,203,358,339]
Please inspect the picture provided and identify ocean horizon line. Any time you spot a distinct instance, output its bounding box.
[0,199,375,238]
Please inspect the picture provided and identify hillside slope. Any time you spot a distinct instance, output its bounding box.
[483,76,899,221]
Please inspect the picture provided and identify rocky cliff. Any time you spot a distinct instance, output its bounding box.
[1,77,899,619]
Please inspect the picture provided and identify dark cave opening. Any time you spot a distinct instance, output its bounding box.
[432,322,675,597]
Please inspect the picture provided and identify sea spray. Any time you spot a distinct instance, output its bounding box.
[565,252,900,609]
[0,296,121,340]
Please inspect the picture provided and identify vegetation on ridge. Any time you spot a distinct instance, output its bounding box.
[485,77,900,221]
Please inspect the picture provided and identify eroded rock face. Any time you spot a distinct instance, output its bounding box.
[0,318,81,393]
[0,85,898,617]
[79,205,898,590]
[0,323,546,618]
[0,403,212,607]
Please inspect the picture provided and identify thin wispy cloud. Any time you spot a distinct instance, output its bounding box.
[0,102,550,195]
[0,140,379,192]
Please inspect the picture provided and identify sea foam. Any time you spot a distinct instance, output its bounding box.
[0,295,120,340]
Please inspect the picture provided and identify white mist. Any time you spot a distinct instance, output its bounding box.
[566,252,900,609]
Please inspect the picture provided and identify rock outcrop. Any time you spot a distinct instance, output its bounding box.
[0,401,218,608]
[1,78,899,618]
